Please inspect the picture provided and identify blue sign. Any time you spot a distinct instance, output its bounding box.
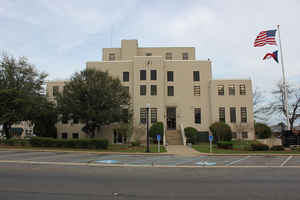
[157,134,161,141]
[209,135,213,142]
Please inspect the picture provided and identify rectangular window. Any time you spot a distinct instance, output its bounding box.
[219,107,225,122]
[182,52,188,60]
[168,86,174,96]
[151,85,157,96]
[230,107,236,123]
[72,133,79,139]
[150,70,157,80]
[217,85,224,96]
[232,132,237,139]
[193,86,201,96]
[140,108,147,124]
[123,72,129,82]
[140,70,146,80]
[122,108,129,123]
[241,107,247,123]
[240,84,246,95]
[242,132,248,139]
[194,108,201,124]
[151,108,157,123]
[62,132,68,139]
[145,53,152,56]
[193,71,200,81]
[165,52,172,60]
[109,53,115,61]
[140,85,146,96]
[229,84,235,96]
[53,86,59,97]
[167,71,174,82]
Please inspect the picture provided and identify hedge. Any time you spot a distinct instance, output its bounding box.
[270,145,285,151]
[251,143,269,151]
[217,141,233,149]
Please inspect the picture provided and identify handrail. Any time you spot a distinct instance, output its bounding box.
[180,124,186,146]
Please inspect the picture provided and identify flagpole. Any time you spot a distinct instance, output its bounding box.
[277,24,290,130]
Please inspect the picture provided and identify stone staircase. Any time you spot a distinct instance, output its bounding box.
[166,130,182,145]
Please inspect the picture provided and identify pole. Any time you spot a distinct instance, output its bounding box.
[158,140,160,153]
[146,107,150,152]
[210,140,212,153]
[277,25,290,130]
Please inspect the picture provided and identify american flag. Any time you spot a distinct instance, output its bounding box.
[254,30,277,47]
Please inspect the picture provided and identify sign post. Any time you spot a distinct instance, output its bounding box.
[209,135,213,153]
[157,135,161,153]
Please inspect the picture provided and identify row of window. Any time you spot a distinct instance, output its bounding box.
[109,52,189,61]
[122,70,201,82]
[219,107,247,123]
[217,84,246,96]
[61,132,79,139]
[140,108,158,124]
[139,85,175,96]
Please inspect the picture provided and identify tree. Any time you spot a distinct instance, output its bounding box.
[184,127,198,144]
[0,55,47,138]
[209,122,232,142]
[255,122,271,139]
[253,87,268,121]
[149,122,164,142]
[57,69,130,138]
[266,81,300,130]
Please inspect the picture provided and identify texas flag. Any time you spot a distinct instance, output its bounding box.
[263,50,279,63]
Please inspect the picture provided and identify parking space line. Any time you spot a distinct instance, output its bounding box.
[226,156,251,166]
[280,156,293,167]
[174,156,207,165]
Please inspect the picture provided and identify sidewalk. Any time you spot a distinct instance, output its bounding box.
[166,145,204,156]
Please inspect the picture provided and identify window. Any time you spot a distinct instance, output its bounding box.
[140,85,146,96]
[109,53,115,61]
[62,133,68,139]
[151,108,157,123]
[168,86,174,96]
[194,86,201,96]
[150,70,157,80]
[113,129,127,144]
[217,85,224,96]
[240,84,246,95]
[230,107,236,123]
[229,84,235,96]
[62,114,68,124]
[242,132,248,139]
[122,108,129,122]
[123,72,129,82]
[241,107,247,123]
[182,52,188,60]
[145,53,152,56]
[219,107,225,122]
[165,52,172,60]
[72,133,79,139]
[194,108,201,124]
[53,86,59,97]
[140,108,147,124]
[140,70,146,80]
[193,71,200,81]
[167,71,174,82]
[151,85,157,96]
[232,132,237,139]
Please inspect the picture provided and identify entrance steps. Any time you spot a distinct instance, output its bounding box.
[166,145,201,156]
[166,130,182,145]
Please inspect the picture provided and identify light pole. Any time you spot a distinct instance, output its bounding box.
[146,103,150,152]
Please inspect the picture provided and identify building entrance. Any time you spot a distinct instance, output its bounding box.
[167,107,176,130]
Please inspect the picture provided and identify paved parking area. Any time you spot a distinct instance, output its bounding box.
[0,150,300,167]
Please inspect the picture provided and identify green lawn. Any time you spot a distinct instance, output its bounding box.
[192,141,300,154]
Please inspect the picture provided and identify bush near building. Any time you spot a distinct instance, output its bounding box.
[255,123,272,139]
[209,122,232,142]
[251,143,269,151]
[184,127,198,144]
[217,141,233,149]
[149,122,164,143]
[270,145,285,151]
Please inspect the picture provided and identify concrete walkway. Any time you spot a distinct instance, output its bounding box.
[166,145,203,156]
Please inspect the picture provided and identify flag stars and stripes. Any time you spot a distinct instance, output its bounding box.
[254,30,277,47]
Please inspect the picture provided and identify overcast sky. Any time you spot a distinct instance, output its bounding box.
[1,0,299,94]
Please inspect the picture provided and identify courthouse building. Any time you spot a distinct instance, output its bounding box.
[47,40,255,144]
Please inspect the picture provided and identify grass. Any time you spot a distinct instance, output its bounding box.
[0,143,166,153]
[192,141,300,154]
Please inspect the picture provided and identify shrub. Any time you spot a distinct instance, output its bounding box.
[209,122,232,142]
[149,122,164,142]
[270,145,284,151]
[131,140,141,147]
[255,123,272,139]
[217,141,233,149]
[251,143,269,151]
[184,127,198,144]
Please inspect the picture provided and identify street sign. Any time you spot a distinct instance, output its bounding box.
[157,134,161,141]
[209,135,213,142]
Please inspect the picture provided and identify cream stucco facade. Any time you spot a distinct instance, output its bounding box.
[47,40,255,143]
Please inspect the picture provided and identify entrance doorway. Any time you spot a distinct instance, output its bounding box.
[167,107,176,130]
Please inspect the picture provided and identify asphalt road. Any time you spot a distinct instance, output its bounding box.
[0,163,300,200]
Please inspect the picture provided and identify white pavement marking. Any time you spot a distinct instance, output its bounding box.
[280,156,293,167]
[226,156,251,166]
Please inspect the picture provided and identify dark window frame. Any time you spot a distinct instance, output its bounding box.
[167,86,174,96]
[123,72,129,82]
[193,71,200,81]
[193,85,201,96]
[229,84,235,96]
[167,71,174,82]
[140,70,146,80]
[151,85,157,96]
[140,85,146,96]
[140,108,147,124]
[240,84,246,95]
[230,107,236,123]
[150,70,157,80]
[217,85,225,96]
[219,107,225,122]
[194,108,201,124]
[241,107,247,123]
[151,108,157,123]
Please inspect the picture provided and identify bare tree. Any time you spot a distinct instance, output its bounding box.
[253,87,268,121]
[266,81,300,130]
